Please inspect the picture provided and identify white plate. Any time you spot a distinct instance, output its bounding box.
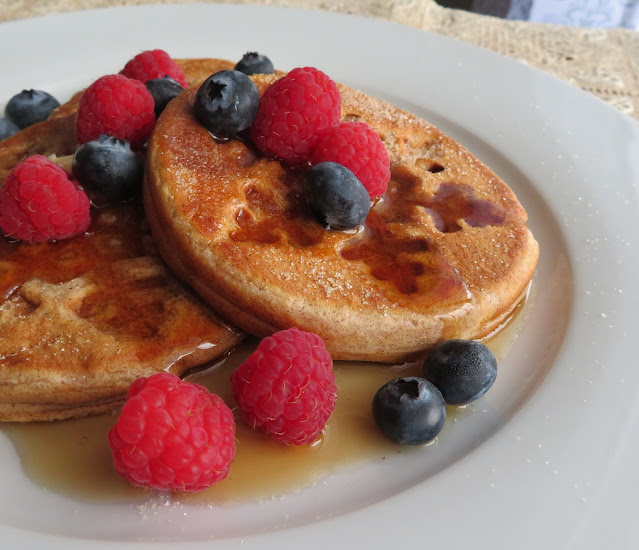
[1,4,638,549]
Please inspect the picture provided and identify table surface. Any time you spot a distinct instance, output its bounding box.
[1,0,638,120]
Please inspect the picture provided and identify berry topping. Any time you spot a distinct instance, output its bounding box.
[234,52,275,75]
[120,49,187,88]
[72,135,143,201]
[75,74,156,148]
[310,122,391,198]
[0,155,90,243]
[108,372,236,493]
[0,118,19,141]
[250,67,341,165]
[5,89,60,129]
[422,340,497,405]
[372,377,446,445]
[145,76,184,116]
[304,161,370,230]
[231,328,338,446]
[194,70,259,139]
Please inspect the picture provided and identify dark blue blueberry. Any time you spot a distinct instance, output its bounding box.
[72,135,142,202]
[234,52,275,76]
[372,377,446,445]
[423,339,497,405]
[194,70,259,139]
[303,162,370,230]
[0,118,19,141]
[145,76,184,116]
[5,89,60,129]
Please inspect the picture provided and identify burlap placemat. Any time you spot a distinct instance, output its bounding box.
[2,0,638,119]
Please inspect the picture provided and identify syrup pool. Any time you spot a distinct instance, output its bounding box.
[1,293,528,505]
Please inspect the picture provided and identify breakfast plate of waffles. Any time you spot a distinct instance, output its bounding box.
[0,4,638,549]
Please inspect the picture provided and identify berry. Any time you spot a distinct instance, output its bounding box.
[234,52,275,75]
[120,49,187,88]
[0,155,90,243]
[0,118,19,141]
[108,372,236,493]
[372,377,446,445]
[250,67,341,165]
[194,70,259,139]
[75,74,156,147]
[72,135,143,201]
[145,76,184,116]
[231,328,337,446]
[310,122,390,198]
[423,339,497,405]
[304,162,370,230]
[5,89,60,129]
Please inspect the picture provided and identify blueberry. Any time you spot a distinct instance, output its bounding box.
[0,118,19,141]
[5,89,60,129]
[194,70,259,139]
[372,377,446,445]
[423,339,497,405]
[145,76,184,116]
[304,162,370,230]
[234,52,275,76]
[72,135,142,201]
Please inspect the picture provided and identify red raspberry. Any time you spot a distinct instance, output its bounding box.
[250,67,341,165]
[120,49,187,88]
[310,122,391,198]
[75,74,156,147]
[231,328,338,446]
[0,155,90,243]
[108,372,236,493]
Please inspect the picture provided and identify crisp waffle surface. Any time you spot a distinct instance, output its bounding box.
[0,59,242,422]
[145,61,539,362]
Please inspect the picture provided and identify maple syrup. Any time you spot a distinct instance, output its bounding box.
[1,294,528,505]
[231,178,324,248]
[340,209,463,298]
[424,181,509,232]
[0,202,149,298]
[225,152,514,301]
[387,169,511,233]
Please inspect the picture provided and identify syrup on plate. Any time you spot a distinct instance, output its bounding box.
[1,296,527,505]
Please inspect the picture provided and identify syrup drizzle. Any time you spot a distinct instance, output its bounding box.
[230,171,324,248]
[424,182,510,233]
[226,160,511,299]
[0,202,149,298]
[337,168,511,296]
[339,223,461,297]
[387,167,510,232]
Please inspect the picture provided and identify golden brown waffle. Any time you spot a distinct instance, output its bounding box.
[145,66,539,362]
[0,58,242,422]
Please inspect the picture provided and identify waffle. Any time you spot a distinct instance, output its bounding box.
[145,66,539,362]
[0,59,242,422]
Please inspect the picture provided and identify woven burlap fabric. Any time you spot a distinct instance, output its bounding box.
[1,0,638,119]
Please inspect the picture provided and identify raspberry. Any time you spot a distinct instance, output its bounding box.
[0,155,90,242]
[120,49,187,88]
[231,328,338,446]
[310,122,391,198]
[250,67,341,165]
[75,74,156,147]
[108,372,236,493]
